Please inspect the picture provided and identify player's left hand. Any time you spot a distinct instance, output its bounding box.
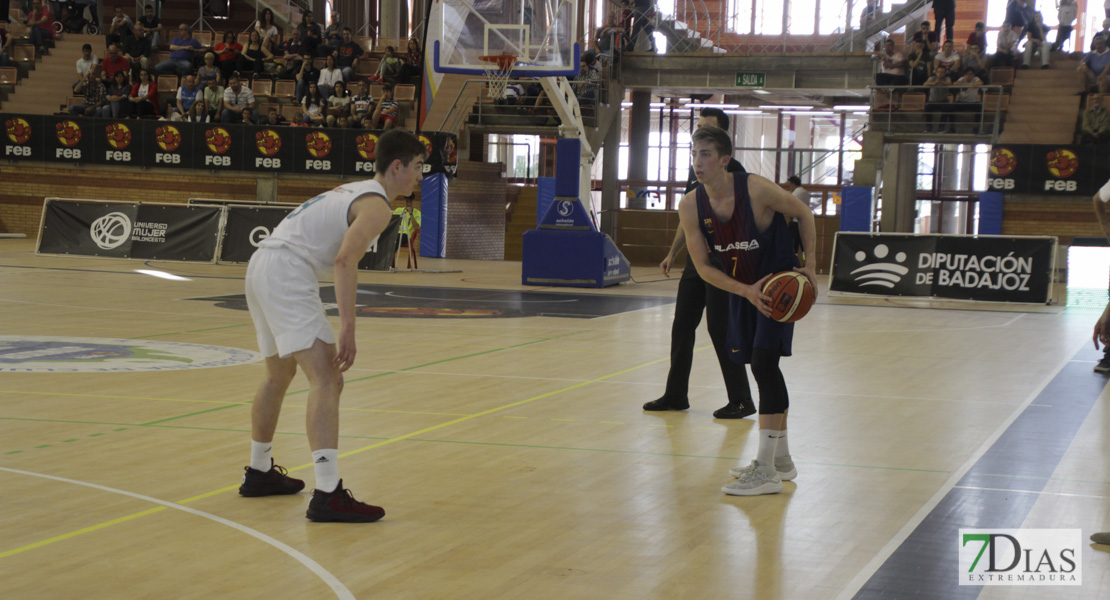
[334,326,356,372]
[1094,317,1110,350]
[794,264,818,300]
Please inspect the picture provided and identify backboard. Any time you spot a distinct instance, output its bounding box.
[433,0,581,77]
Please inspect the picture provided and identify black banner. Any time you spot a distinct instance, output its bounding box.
[987,144,1032,193]
[1,113,457,177]
[989,144,1110,196]
[831,233,1054,303]
[357,215,402,271]
[38,200,222,261]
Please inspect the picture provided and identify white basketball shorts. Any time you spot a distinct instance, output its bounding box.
[245,246,335,358]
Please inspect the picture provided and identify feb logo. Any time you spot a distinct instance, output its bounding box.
[105,122,132,149]
[356,133,378,161]
[990,148,1017,177]
[305,131,332,158]
[5,117,32,144]
[205,127,232,154]
[417,134,434,158]
[255,128,281,156]
[1046,149,1078,178]
[155,125,182,152]
[445,137,457,165]
[56,120,82,147]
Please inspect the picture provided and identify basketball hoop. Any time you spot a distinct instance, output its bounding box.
[478,54,517,98]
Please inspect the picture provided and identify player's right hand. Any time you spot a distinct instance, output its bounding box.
[660,255,673,277]
[744,274,773,318]
[334,326,356,372]
[1094,317,1110,350]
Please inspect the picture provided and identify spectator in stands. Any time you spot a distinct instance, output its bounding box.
[302,81,325,125]
[371,83,399,130]
[948,67,983,132]
[934,39,961,73]
[875,39,907,85]
[155,25,203,77]
[1093,19,1110,51]
[0,22,10,67]
[596,15,625,60]
[906,38,932,85]
[371,45,402,84]
[297,10,323,57]
[166,73,200,120]
[74,43,98,92]
[1081,100,1110,143]
[128,68,158,117]
[221,73,255,123]
[575,53,601,103]
[237,30,272,79]
[1022,12,1052,69]
[861,0,877,28]
[294,51,318,101]
[100,44,129,84]
[334,27,363,82]
[264,106,287,126]
[619,0,633,36]
[254,8,281,55]
[349,80,374,124]
[278,29,306,80]
[213,31,242,82]
[400,37,423,80]
[317,53,343,100]
[924,64,953,132]
[104,70,131,118]
[1080,35,1110,93]
[967,22,987,51]
[203,70,225,120]
[1005,0,1026,33]
[321,11,344,57]
[962,43,987,81]
[933,0,955,42]
[24,0,53,56]
[70,69,106,116]
[184,98,211,123]
[630,0,656,52]
[786,176,809,205]
[1018,0,1036,37]
[912,21,938,53]
[137,4,162,50]
[106,6,134,48]
[122,24,152,81]
[196,52,219,88]
[1053,0,1077,52]
[325,80,351,127]
[995,20,1020,67]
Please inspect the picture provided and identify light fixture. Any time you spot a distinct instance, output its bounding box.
[682,103,741,109]
[758,105,814,110]
[752,89,772,95]
[784,111,836,116]
[833,105,871,111]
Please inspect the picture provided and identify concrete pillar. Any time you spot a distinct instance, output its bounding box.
[626,91,651,209]
[380,0,400,41]
[880,143,918,233]
[939,144,960,234]
[256,177,278,204]
[600,107,623,237]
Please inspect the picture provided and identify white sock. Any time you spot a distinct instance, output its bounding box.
[774,430,790,458]
[756,429,785,467]
[312,449,340,493]
[250,440,272,472]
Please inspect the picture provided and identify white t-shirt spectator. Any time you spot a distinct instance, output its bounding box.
[879,51,905,75]
[935,49,960,71]
[1059,4,1077,26]
[997,28,1020,54]
[955,76,982,102]
[318,67,343,89]
[223,85,255,109]
[792,186,809,205]
[255,21,279,40]
[77,54,98,76]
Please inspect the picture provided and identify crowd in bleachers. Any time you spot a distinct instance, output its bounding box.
[6,3,424,130]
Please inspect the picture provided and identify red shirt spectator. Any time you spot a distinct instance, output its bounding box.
[214,40,243,63]
[101,47,131,81]
[29,2,54,35]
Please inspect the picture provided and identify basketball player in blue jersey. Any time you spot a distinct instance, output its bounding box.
[678,126,817,496]
[235,129,427,522]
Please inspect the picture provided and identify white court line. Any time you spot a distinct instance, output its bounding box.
[953,486,1110,501]
[832,336,1088,600]
[0,466,355,600]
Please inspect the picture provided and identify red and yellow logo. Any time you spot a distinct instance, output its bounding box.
[1046,148,1078,178]
[989,148,1017,177]
[417,134,433,159]
[5,117,32,144]
[105,122,132,149]
[155,125,182,152]
[445,137,457,165]
[255,128,281,156]
[56,120,82,147]
[205,127,232,154]
[356,133,378,161]
[305,131,332,158]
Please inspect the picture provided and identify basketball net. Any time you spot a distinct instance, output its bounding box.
[478,54,516,98]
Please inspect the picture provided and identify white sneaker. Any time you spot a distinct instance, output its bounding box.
[729,456,797,481]
[722,462,783,496]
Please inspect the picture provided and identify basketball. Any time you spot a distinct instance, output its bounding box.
[762,271,815,323]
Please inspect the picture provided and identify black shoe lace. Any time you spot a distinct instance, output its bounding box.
[271,464,289,477]
[336,488,365,507]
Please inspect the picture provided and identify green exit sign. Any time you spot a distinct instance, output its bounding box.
[735,72,766,88]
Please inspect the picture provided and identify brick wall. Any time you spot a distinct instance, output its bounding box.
[1002,197,1102,243]
[446,161,505,260]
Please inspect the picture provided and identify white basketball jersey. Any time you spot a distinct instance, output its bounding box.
[259,179,389,276]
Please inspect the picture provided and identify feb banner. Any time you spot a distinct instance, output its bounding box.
[0,113,458,178]
[38,200,223,262]
[989,144,1109,196]
[830,233,1055,303]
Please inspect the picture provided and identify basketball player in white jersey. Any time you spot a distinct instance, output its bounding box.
[236,129,427,522]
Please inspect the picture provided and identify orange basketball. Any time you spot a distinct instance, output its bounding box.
[762,271,815,323]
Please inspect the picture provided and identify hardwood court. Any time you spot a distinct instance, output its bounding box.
[1,237,1108,599]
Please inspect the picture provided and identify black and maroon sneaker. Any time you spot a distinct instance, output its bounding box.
[239,460,306,497]
[306,480,385,523]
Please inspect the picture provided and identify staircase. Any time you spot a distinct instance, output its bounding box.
[998,55,1085,144]
[830,0,932,52]
[3,34,101,115]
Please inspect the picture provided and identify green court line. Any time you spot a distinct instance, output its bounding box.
[88,433,104,437]
[62,439,78,443]
[112,428,129,431]
[33,445,51,449]
[140,404,241,426]
[5,451,22,455]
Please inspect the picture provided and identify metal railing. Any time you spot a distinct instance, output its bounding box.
[868,84,1005,141]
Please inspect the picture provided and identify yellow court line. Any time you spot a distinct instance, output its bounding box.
[0,354,670,558]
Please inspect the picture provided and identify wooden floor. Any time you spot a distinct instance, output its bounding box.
[2,237,1109,599]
